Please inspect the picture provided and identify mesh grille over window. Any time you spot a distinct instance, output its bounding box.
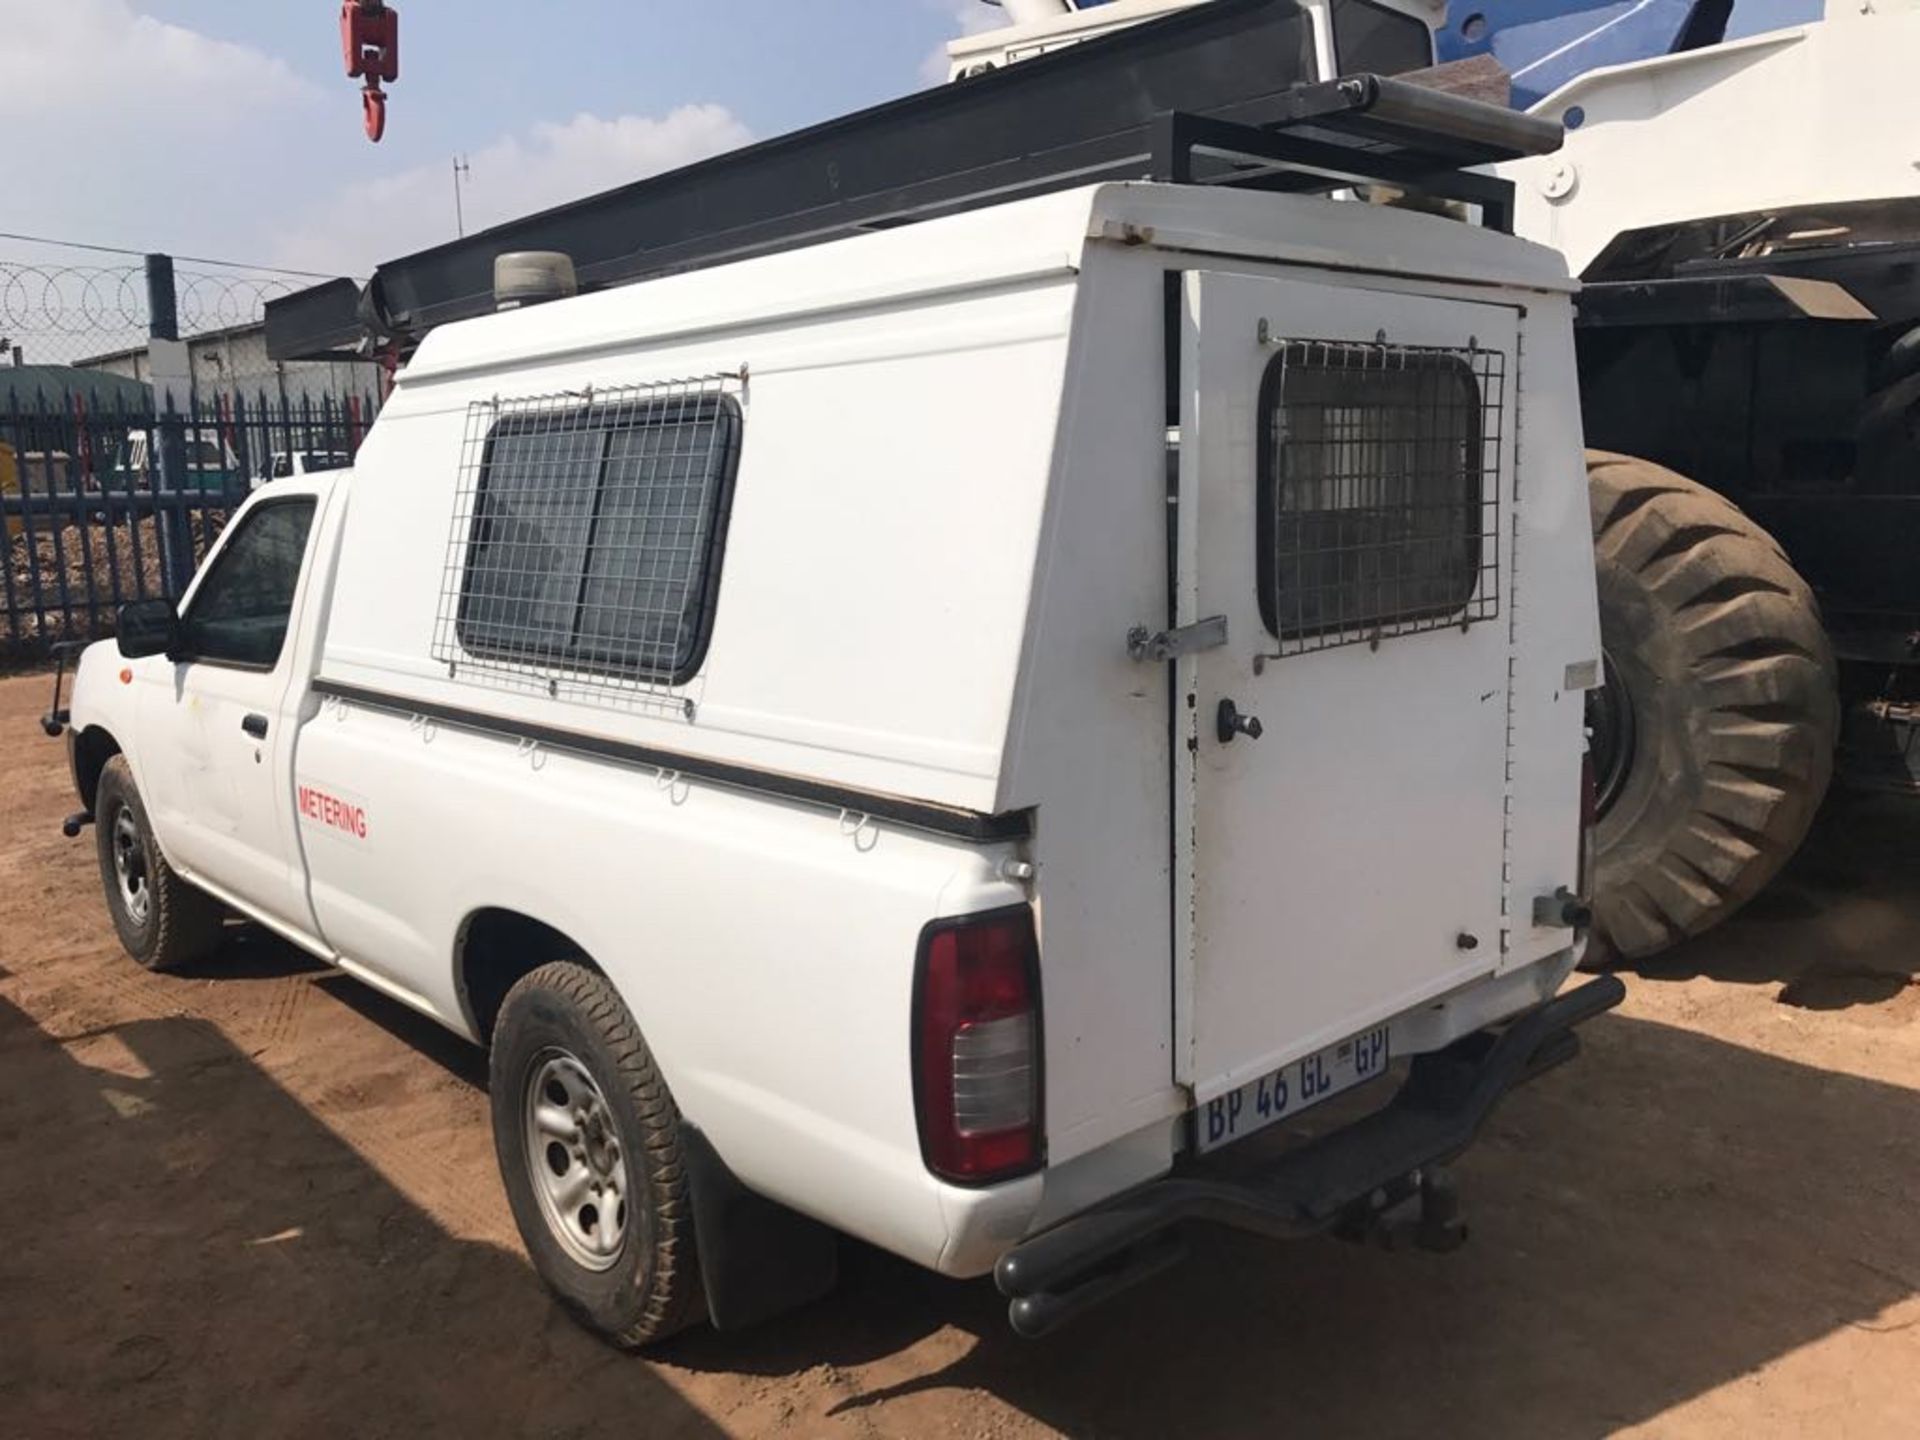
[433,377,742,707]
[1257,340,1504,654]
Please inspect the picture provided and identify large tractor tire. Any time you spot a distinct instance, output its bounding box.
[1586,452,1839,959]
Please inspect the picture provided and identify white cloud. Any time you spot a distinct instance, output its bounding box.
[269,105,755,276]
[920,0,1010,85]
[0,1,747,283]
[0,0,315,118]
[0,0,322,265]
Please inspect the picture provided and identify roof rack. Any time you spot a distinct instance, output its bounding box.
[267,0,1559,360]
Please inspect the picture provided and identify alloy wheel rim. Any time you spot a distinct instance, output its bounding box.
[521,1049,630,1271]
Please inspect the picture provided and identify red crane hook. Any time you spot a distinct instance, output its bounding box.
[341,1,399,143]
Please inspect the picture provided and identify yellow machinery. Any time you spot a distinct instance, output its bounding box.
[1,439,19,542]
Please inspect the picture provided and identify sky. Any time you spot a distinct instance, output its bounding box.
[3,0,1003,279]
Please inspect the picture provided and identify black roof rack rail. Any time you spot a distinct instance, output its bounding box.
[267,0,1558,361]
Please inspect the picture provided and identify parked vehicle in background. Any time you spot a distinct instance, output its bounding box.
[952,0,1920,962]
[114,429,244,498]
[251,450,352,490]
[1490,2,1920,955]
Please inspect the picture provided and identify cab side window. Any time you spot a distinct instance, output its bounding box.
[180,499,317,669]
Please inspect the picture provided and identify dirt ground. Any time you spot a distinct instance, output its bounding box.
[1,670,1915,1440]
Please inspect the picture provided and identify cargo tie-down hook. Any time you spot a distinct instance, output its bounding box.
[838,810,879,851]
[340,1,399,143]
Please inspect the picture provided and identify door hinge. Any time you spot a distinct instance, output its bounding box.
[1127,615,1227,663]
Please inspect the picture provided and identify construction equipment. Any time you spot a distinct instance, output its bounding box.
[268,0,1533,347]
[1496,1,1920,955]
[1429,0,1776,107]
[945,0,1920,959]
[949,0,1444,81]
[340,1,399,143]
[1,439,18,542]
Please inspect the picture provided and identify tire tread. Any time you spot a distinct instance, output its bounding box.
[1587,452,1838,956]
[495,960,703,1347]
[96,756,224,971]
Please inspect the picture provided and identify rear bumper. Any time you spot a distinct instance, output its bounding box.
[994,974,1625,1337]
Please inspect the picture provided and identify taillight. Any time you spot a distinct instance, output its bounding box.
[913,907,1042,1186]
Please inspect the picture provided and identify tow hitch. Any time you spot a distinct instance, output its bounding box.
[1338,1165,1469,1254]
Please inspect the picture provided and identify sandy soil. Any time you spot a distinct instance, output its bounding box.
[0,669,1914,1439]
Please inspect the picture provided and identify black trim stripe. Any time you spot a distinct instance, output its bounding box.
[309,679,1031,843]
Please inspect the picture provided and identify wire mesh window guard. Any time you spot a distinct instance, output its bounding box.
[1256,339,1504,654]
[433,377,743,706]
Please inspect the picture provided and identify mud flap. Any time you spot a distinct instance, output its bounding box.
[682,1125,839,1332]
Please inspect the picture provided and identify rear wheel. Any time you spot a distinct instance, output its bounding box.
[1586,452,1838,959]
[94,755,225,971]
[489,960,704,1348]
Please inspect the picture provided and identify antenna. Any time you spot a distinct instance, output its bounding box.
[452,155,473,238]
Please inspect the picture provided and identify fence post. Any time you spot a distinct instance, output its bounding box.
[146,254,196,596]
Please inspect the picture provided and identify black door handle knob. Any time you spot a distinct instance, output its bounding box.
[1217,698,1263,744]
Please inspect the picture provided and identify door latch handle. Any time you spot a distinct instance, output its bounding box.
[1127,614,1228,663]
[1216,698,1263,744]
[241,713,270,740]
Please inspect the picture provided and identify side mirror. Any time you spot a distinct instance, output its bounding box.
[116,598,181,660]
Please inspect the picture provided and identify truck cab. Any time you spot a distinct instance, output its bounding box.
[84,472,341,945]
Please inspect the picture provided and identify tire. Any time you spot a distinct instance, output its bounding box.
[489,960,704,1348]
[1586,451,1839,959]
[94,755,225,971]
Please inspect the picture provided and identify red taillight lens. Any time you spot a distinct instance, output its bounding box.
[913,907,1042,1186]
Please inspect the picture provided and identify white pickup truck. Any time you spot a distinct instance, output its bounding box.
[54,174,1620,1345]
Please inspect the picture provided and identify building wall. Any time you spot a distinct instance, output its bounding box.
[81,324,382,407]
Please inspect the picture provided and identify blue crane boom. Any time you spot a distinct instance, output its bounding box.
[1433,0,1819,108]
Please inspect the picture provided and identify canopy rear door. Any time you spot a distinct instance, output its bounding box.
[1174,269,1519,1101]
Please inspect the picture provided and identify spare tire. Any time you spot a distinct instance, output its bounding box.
[1586,452,1838,958]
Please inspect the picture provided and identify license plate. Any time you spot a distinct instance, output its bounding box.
[1194,1025,1391,1154]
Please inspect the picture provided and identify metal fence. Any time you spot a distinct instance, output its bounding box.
[2,387,379,661]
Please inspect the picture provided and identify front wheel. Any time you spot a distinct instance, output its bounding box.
[1586,452,1838,958]
[489,961,704,1348]
[93,755,225,971]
